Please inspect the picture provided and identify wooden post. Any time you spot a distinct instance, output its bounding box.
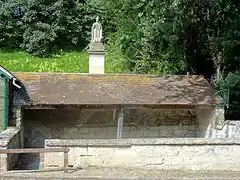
[64,148,69,173]
[116,108,124,139]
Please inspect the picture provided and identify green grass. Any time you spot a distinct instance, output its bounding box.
[0,50,129,73]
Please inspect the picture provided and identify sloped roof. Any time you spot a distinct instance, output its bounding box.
[0,66,31,105]
[13,72,217,106]
[12,81,32,106]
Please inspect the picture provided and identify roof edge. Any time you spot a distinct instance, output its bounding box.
[13,72,205,78]
[20,103,214,109]
[0,65,14,79]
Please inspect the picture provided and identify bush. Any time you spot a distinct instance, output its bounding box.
[0,0,25,49]
[219,72,240,120]
[0,0,105,57]
[22,23,58,57]
[21,0,87,56]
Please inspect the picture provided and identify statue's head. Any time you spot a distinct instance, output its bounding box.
[96,16,99,23]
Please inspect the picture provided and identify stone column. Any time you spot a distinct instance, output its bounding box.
[0,153,8,173]
[14,107,24,148]
[116,108,124,139]
[88,42,105,74]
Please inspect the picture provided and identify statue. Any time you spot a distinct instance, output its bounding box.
[91,16,102,43]
[88,16,105,74]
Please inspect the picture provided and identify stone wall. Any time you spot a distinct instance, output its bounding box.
[0,128,21,172]
[196,106,240,138]
[196,107,213,137]
[123,109,197,138]
[227,121,240,138]
[22,106,240,171]
[0,107,23,172]
[44,138,240,171]
[23,108,198,148]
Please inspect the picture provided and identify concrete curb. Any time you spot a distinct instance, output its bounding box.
[2,172,240,180]
[2,168,240,180]
[1,175,239,180]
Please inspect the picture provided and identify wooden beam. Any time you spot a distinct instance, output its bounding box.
[23,106,57,110]
[0,147,69,154]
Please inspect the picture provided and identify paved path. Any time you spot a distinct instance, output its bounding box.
[2,167,240,180]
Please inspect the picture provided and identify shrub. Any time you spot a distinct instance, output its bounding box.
[0,0,26,49]
[218,72,240,120]
[22,23,58,57]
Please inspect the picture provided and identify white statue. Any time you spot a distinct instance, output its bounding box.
[91,16,102,43]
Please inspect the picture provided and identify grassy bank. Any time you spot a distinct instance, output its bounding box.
[0,50,128,73]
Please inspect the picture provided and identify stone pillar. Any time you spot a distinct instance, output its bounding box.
[0,151,7,173]
[116,108,124,139]
[88,42,105,74]
[14,107,24,148]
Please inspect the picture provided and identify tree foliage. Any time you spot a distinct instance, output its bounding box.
[0,0,99,56]
[94,0,187,74]
[96,0,240,77]
[0,0,25,49]
[1,0,240,76]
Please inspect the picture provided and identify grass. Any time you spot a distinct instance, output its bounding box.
[0,50,129,73]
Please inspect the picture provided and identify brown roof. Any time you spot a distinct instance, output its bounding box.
[13,73,217,106]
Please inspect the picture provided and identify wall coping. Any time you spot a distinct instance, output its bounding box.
[45,138,240,148]
[0,128,19,148]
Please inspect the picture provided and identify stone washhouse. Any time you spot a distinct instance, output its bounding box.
[0,65,240,172]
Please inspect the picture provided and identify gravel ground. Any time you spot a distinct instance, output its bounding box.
[2,167,240,180]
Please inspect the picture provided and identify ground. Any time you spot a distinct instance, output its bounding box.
[2,167,240,180]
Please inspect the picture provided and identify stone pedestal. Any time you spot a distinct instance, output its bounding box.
[88,42,105,74]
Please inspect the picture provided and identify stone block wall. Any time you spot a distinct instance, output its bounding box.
[227,121,240,138]
[0,107,23,172]
[123,109,197,138]
[22,106,240,171]
[7,129,21,170]
[23,107,198,148]
[196,106,239,138]
[196,107,213,137]
[44,138,240,171]
[0,128,21,172]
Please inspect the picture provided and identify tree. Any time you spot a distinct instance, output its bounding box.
[97,0,186,74]
[21,0,90,57]
[0,0,26,49]
[97,0,240,78]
